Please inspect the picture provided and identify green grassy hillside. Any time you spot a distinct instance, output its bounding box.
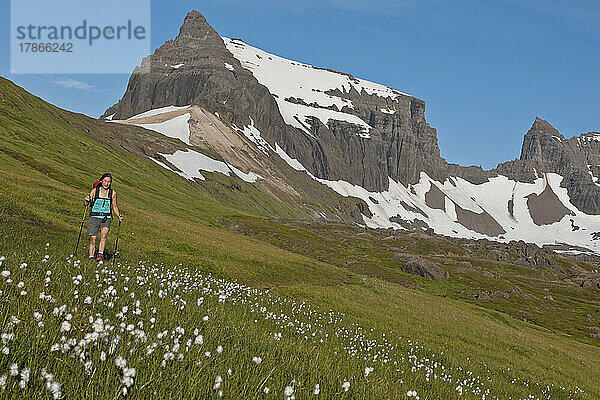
[1,76,599,399]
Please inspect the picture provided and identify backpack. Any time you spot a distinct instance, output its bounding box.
[89,183,113,218]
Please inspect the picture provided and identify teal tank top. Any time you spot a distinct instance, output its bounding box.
[90,187,112,218]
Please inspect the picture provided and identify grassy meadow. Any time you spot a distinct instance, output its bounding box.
[0,76,599,399]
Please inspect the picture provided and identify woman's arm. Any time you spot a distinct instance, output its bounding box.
[85,188,95,204]
[112,190,122,220]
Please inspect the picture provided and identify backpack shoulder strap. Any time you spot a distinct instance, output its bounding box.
[95,184,101,200]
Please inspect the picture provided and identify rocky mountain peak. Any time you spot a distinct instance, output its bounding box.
[519,118,571,167]
[176,10,219,42]
[529,117,563,138]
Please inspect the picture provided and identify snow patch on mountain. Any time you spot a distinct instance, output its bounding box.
[160,150,229,180]
[223,37,391,137]
[581,133,600,142]
[152,149,262,183]
[588,165,600,186]
[233,117,273,154]
[127,105,191,120]
[134,113,192,145]
[275,144,307,172]
[229,165,263,183]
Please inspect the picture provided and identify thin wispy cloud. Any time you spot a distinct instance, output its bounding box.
[216,0,442,16]
[53,79,95,92]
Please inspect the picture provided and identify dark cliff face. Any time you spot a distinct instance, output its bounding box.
[103,11,451,192]
[277,88,449,191]
[103,11,287,135]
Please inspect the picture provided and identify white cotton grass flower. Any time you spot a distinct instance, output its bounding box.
[115,356,127,369]
[19,367,31,388]
[162,352,174,362]
[213,375,222,390]
[60,321,71,332]
[216,345,223,354]
[406,390,418,397]
[364,366,374,377]
[122,376,134,387]
[284,385,294,399]
[0,374,6,392]
[1,271,9,278]
[33,311,42,321]
[20,368,30,382]
[194,335,203,345]
[1,347,8,355]
[93,318,104,333]
[9,364,19,376]
[263,386,270,394]
[49,381,62,399]
[313,383,320,395]
[342,381,350,392]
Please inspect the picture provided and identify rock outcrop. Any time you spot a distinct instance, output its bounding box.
[392,254,449,280]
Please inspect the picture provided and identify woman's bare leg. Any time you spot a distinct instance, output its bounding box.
[98,227,110,255]
[89,236,97,258]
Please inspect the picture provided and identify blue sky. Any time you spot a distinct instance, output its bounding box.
[0,0,598,169]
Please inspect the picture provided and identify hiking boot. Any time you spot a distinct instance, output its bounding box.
[95,253,104,262]
[88,256,95,262]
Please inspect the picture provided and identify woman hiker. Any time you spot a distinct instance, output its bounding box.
[84,173,123,261]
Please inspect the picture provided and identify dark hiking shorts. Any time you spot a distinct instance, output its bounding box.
[87,216,111,236]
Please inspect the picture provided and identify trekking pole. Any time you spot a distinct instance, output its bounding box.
[74,202,88,258]
[112,219,122,267]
